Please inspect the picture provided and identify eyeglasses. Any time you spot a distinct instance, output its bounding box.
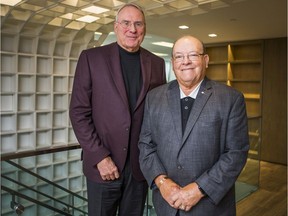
[117,20,145,29]
[173,53,205,62]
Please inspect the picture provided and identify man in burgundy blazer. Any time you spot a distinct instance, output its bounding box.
[69,3,166,216]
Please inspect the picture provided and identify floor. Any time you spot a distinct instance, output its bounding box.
[236,161,287,216]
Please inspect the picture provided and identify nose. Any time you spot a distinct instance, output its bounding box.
[182,55,192,64]
[129,23,137,32]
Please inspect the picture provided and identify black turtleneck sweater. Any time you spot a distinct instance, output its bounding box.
[119,45,143,114]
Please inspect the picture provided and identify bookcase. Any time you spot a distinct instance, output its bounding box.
[205,41,263,196]
[206,40,262,158]
[0,29,89,214]
[0,33,82,154]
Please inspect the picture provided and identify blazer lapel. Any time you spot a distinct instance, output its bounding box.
[107,43,130,109]
[167,81,182,142]
[134,48,152,112]
[182,79,213,144]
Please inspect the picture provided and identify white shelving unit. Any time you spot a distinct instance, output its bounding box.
[0,32,81,154]
[1,30,89,215]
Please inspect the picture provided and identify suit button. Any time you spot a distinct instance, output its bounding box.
[177,165,182,169]
[123,147,127,151]
[125,128,129,131]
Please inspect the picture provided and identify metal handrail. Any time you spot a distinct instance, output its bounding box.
[5,160,87,203]
[1,143,81,161]
[1,160,88,215]
[1,175,87,215]
[1,185,72,216]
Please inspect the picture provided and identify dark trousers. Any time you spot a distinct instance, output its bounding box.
[86,160,148,216]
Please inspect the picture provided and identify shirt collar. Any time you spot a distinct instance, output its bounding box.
[180,80,203,99]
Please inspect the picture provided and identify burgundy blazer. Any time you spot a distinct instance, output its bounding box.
[69,42,166,183]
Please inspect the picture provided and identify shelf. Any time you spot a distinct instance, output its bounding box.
[206,64,227,80]
[17,113,34,131]
[249,131,259,137]
[1,114,16,133]
[244,93,260,100]
[18,55,36,74]
[36,154,52,167]
[53,151,68,163]
[1,33,18,52]
[37,57,52,74]
[18,74,35,92]
[36,130,52,148]
[53,58,68,75]
[68,128,77,143]
[53,94,68,110]
[36,94,51,111]
[53,76,68,92]
[206,45,228,61]
[69,59,77,75]
[17,131,35,151]
[52,128,67,145]
[1,74,16,93]
[18,94,35,111]
[37,38,55,56]
[36,75,52,93]
[230,81,261,95]
[54,41,70,57]
[228,42,262,61]
[205,41,263,163]
[1,93,16,112]
[1,134,17,153]
[53,111,67,127]
[18,36,37,54]
[228,63,262,81]
[36,112,52,129]
[53,163,68,180]
[1,53,17,73]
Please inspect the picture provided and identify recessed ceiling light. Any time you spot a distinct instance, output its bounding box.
[82,6,109,14]
[179,25,189,29]
[152,41,173,48]
[208,33,217,37]
[77,15,99,23]
[0,0,21,6]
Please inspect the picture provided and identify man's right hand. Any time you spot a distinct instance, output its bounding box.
[155,175,181,207]
[97,156,120,181]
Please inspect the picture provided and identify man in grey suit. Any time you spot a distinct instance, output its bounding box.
[138,35,249,216]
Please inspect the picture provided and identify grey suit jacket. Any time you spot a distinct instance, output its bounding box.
[139,78,249,216]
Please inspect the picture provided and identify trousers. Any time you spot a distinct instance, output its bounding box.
[86,158,148,216]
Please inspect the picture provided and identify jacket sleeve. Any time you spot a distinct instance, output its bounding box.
[138,91,167,188]
[196,92,249,204]
[69,50,110,168]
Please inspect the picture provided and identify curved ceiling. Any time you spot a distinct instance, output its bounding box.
[1,0,287,56]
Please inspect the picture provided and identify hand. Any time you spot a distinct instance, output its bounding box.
[172,182,204,212]
[155,176,181,207]
[97,156,120,181]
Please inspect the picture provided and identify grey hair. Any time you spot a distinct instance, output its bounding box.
[115,3,145,22]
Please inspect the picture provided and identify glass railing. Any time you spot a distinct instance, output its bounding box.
[1,159,88,216]
[1,115,261,216]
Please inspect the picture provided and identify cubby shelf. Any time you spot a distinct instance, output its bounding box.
[0,32,81,155]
